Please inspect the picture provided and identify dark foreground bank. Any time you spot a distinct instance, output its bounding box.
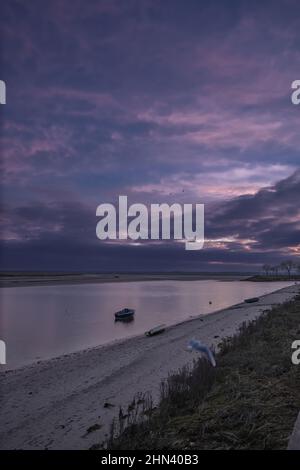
[106,295,300,450]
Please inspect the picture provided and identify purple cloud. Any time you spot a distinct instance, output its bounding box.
[1,0,299,271]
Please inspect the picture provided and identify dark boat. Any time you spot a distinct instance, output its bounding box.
[114,308,135,321]
[244,297,259,304]
[145,324,166,337]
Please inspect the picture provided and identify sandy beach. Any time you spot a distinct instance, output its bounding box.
[0,284,299,450]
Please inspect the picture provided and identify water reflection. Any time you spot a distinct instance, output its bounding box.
[0,280,292,369]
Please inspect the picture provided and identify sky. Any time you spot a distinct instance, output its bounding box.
[0,0,299,272]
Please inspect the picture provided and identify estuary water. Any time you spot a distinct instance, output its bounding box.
[0,280,293,369]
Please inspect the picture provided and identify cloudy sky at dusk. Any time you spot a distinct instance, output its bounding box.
[0,0,299,271]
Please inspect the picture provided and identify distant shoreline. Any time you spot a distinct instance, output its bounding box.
[244,274,300,282]
[0,272,251,288]
[1,272,298,288]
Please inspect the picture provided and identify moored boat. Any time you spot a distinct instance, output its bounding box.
[145,324,166,337]
[114,308,135,321]
[244,297,259,303]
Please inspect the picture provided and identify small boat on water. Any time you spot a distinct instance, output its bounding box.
[115,308,135,321]
[244,297,259,304]
[145,324,166,337]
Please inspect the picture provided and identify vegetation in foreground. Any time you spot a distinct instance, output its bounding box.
[103,295,300,450]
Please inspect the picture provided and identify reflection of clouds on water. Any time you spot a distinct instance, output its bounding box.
[0,280,293,370]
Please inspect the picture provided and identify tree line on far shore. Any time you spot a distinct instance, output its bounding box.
[262,260,300,278]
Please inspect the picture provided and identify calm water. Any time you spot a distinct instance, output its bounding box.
[0,280,293,370]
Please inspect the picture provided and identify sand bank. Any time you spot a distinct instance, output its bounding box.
[0,272,249,288]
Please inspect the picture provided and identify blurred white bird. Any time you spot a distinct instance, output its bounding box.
[187,339,216,367]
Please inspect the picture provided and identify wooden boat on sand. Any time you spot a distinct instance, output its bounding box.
[244,297,259,304]
[145,324,166,337]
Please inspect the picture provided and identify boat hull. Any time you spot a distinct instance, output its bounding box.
[145,324,166,336]
[114,308,135,321]
[244,297,259,303]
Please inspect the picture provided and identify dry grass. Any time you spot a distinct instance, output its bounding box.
[104,295,300,450]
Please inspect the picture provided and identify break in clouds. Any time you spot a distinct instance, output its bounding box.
[1,170,299,271]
